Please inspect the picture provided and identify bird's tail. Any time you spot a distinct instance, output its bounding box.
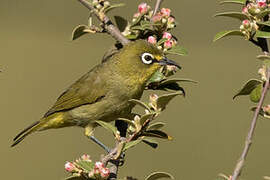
[11,120,43,147]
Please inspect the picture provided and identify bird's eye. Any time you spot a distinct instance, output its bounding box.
[141,53,154,64]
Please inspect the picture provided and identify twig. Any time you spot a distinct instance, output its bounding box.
[77,0,130,45]
[153,0,163,16]
[231,39,270,180]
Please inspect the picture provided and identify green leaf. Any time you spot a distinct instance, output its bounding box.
[257,9,270,19]
[166,45,188,56]
[250,106,265,117]
[157,38,168,46]
[129,99,151,112]
[157,92,182,110]
[255,30,270,38]
[71,25,91,41]
[123,139,142,151]
[142,138,159,149]
[145,172,174,180]
[140,113,155,126]
[125,34,139,40]
[130,15,143,27]
[148,71,166,84]
[148,122,166,130]
[213,30,244,42]
[75,160,94,172]
[104,3,125,13]
[257,21,270,27]
[114,16,128,32]
[214,12,249,21]
[250,83,263,103]
[233,79,262,99]
[219,0,245,5]
[117,118,136,128]
[143,130,172,140]
[95,120,118,135]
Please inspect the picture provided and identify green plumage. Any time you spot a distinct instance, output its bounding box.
[12,40,170,147]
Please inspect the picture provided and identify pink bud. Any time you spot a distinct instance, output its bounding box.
[100,167,110,178]
[161,8,171,17]
[164,40,173,49]
[95,161,105,169]
[133,12,140,18]
[81,154,91,161]
[242,19,251,28]
[147,36,157,44]
[168,16,175,23]
[65,162,76,172]
[138,3,148,14]
[152,13,162,22]
[258,2,267,8]
[242,7,248,14]
[162,32,172,40]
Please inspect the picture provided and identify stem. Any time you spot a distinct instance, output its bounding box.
[231,38,270,179]
[77,0,130,45]
[153,0,163,16]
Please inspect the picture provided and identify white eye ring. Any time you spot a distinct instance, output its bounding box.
[141,52,154,64]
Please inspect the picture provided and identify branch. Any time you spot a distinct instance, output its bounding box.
[231,43,270,180]
[77,0,130,45]
[153,0,163,16]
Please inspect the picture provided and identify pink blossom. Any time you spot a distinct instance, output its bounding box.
[168,16,175,23]
[162,32,172,40]
[133,12,140,18]
[147,36,157,44]
[81,154,91,161]
[138,3,148,14]
[100,167,110,178]
[242,19,251,28]
[95,161,104,169]
[258,2,267,8]
[242,7,248,14]
[164,40,173,49]
[161,8,171,17]
[65,162,76,172]
[152,13,162,22]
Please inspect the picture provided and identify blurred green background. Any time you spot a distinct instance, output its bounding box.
[1,0,270,179]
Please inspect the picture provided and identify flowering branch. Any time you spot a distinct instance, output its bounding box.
[77,0,130,45]
[231,66,270,180]
[214,0,270,180]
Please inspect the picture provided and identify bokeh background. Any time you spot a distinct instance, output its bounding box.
[1,0,270,179]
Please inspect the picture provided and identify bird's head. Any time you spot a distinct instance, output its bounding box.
[115,40,181,85]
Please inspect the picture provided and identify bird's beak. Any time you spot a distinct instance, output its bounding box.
[158,57,181,69]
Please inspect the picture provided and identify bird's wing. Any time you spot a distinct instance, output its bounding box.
[44,65,107,117]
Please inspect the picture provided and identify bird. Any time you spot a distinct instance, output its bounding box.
[11,40,180,147]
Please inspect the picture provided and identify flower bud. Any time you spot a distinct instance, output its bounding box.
[257,1,267,9]
[263,105,270,115]
[152,13,162,22]
[133,12,140,18]
[88,171,95,178]
[161,8,171,17]
[138,2,148,14]
[242,19,251,28]
[147,36,157,44]
[242,7,248,14]
[65,162,76,172]
[161,18,167,24]
[96,4,102,10]
[162,32,172,40]
[164,40,173,49]
[100,167,110,179]
[92,0,99,6]
[168,17,175,24]
[81,154,91,161]
[95,161,104,170]
[103,1,110,8]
